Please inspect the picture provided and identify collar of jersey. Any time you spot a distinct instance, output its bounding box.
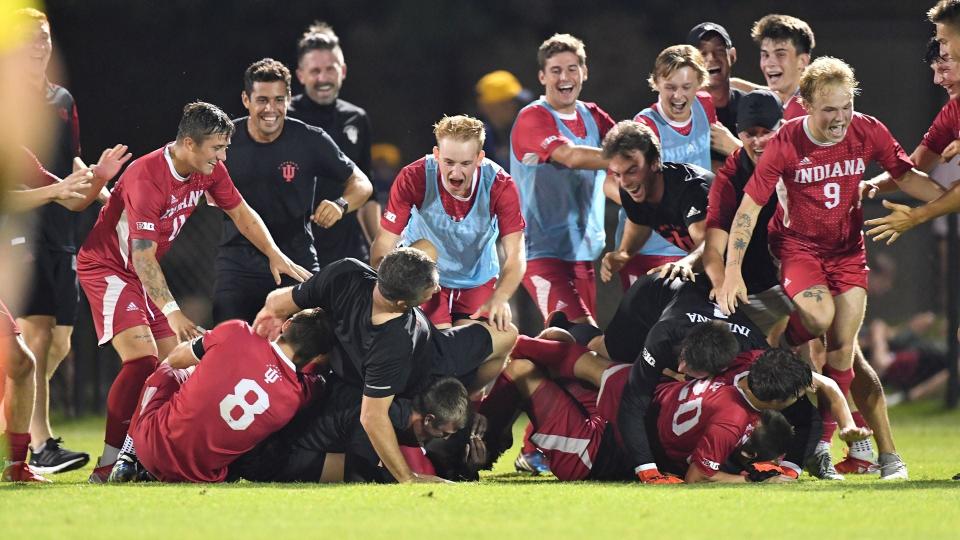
[270,339,298,372]
[164,144,190,182]
[440,167,480,202]
[733,371,761,412]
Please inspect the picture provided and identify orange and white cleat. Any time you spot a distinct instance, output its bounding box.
[835,454,879,475]
[2,461,52,483]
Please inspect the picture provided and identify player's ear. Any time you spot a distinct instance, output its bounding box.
[241,91,251,109]
[728,47,737,66]
[432,146,440,162]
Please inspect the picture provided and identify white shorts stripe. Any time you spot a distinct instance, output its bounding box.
[100,275,127,345]
[530,275,552,316]
[530,432,594,470]
[597,363,631,405]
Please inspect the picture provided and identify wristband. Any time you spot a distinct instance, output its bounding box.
[161,301,180,316]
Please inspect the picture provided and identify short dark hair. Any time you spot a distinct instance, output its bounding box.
[679,321,739,375]
[414,377,470,430]
[743,410,795,461]
[297,21,344,65]
[926,37,945,64]
[929,0,960,28]
[377,247,438,304]
[601,120,661,165]
[243,58,292,96]
[175,101,234,145]
[281,308,335,367]
[750,14,816,55]
[747,348,813,402]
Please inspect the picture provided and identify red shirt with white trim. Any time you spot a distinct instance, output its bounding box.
[78,145,242,274]
[634,92,718,138]
[510,101,615,163]
[921,98,960,155]
[782,92,807,121]
[380,156,525,237]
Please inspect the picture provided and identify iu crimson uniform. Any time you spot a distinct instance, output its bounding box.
[380,155,525,325]
[129,320,319,482]
[510,99,615,321]
[782,91,806,121]
[744,113,913,298]
[920,97,960,156]
[77,145,243,344]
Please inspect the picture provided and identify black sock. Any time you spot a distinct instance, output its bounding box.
[567,323,603,346]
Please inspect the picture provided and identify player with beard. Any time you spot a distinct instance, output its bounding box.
[371,115,525,330]
[510,33,615,325]
[288,22,377,267]
[717,58,944,481]
[215,58,370,323]
[79,102,309,481]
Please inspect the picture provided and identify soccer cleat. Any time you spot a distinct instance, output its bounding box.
[878,453,908,480]
[88,459,114,484]
[952,472,960,481]
[514,450,551,475]
[637,468,684,484]
[107,452,143,483]
[29,437,90,474]
[804,446,844,481]
[835,454,879,475]
[2,461,52,483]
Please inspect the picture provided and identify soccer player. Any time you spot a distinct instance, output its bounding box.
[931,0,960,61]
[253,248,517,483]
[79,102,310,481]
[289,22,378,267]
[371,115,525,329]
[510,33,615,325]
[717,57,944,480]
[215,58,370,323]
[703,89,792,340]
[599,120,711,288]
[122,309,332,482]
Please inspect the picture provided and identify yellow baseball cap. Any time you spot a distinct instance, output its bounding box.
[371,143,401,168]
[476,70,523,105]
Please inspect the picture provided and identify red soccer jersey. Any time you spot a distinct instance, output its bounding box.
[921,98,960,155]
[510,101,615,163]
[654,377,758,477]
[78,145,242,274]
[634,92,718,138]
[380,156,525,236]
[782,92,806,121]
[155,320,316,482]
[744,113,913,254]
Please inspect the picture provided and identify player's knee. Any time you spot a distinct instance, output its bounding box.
[536,327,574,343]
[7,340,37,381]
[504,357,536,380]
[490,322,519,355]
[47,330,73,368]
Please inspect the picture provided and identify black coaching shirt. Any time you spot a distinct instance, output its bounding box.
[711,87,745,163]
[220,117,355,274]
[288,95,372,267]
[620,162,712,252]
[291,258,433,399]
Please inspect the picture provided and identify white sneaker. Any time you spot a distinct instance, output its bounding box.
[878,452,908,480]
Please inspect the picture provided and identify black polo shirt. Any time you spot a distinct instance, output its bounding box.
[620,162,712,252]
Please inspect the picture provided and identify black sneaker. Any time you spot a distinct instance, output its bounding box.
[107,452,143,483]
[29,437,90,474]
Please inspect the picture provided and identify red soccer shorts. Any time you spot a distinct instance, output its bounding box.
[77,265,174,345]
[525,378,605,481]
[771,235,868,299]
[420,278,496,326]
[618,254,684,291]
[129,363,190,482]
[522,258,596,322]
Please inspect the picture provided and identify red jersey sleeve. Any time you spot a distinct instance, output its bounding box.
[122,164,165,243]
[70,103,81,157]
[586,102,617,138]
[690,419,748,477]
[633,112,661,139]
[202,320,251,351]
[511,105,570,163]
[206,162,243,211]
[920,100,960,155]
[867,117,914,179]
[489,170,526,237]
[20,147,58,188]
[380,160,426,235]
[744,132,792,206]
[696,92,718,123]
[706,151,741,231]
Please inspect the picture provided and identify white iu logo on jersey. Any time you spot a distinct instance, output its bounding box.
[343,124,358,145]
[264,366,281,384]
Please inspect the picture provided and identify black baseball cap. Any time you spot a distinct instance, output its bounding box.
[687,22,733,48]
[736,90,783,133]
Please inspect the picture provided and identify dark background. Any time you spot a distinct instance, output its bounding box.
[37,0,955,411]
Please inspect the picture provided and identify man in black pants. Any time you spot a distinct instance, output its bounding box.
[215,58,372,323]
[288,22,377,267]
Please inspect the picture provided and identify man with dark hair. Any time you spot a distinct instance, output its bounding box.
[599,120,712,288]
[114,309,334,483]
[214,58,371,324]
[78,100,310,481]
[252,248,517,483]
[288,22,377,268]
[930,0,960,59]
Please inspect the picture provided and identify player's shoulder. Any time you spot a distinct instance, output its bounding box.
[335,98,368,118]
[398,156,428,179]
[209,319,259,343]
[122,147,166,179]
[848,111,889,134]
[667,162,713,186]
[695,91,714,107]
[46,82,75,105]
[580,100,609,115]
[515,101,553,123]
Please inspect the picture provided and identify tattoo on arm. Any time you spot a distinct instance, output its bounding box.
[727,213,753,267]
[131,239,176,307]
[802,286,829,303]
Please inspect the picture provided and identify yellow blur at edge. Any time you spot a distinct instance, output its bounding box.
[0,0,42,52]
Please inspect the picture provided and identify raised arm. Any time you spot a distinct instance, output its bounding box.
[223,201,312,284]
[313,167,373,228]
[549,143,608,170]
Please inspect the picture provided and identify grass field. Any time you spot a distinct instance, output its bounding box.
[3,400,960,540]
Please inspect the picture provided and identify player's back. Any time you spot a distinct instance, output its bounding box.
[158,320,310,482]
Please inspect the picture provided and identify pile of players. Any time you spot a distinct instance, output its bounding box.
[6,0,960,484]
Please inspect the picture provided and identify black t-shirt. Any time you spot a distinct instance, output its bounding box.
[620,162,711,252]
[288,95,372,267]
[724,150,780,293]
[711,87,745,163]
[291,258,433,399]
[220,117,355,273]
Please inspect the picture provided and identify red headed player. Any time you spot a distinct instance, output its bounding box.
[120,310,332,483]
[78,101,312,481]
[717,57,943,481]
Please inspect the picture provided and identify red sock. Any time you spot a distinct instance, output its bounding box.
[785,312,818,346]
[522,422,537,454]
[852,411,867,428]
[105,356,157,448]
[819,365,855,443]
[5,432,31,463]
[512,336,587,379]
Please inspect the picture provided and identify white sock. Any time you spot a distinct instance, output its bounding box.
[120,435,137,457]
[98,444,121,467]
[816,440,831,453]
[848,438,875,460]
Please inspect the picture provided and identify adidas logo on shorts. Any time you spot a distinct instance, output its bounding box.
[126,302,139,312]
[686,206,701,218]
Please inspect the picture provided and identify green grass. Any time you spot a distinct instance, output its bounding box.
[3,401,960,540]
